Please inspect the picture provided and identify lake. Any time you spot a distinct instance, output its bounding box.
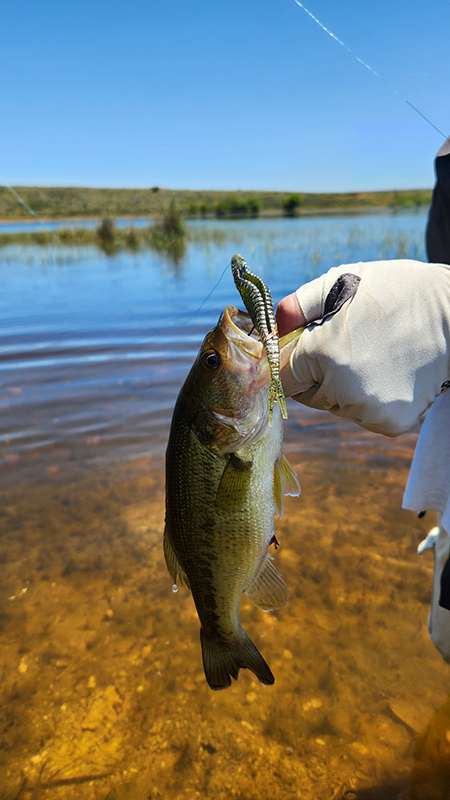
[1,211,449,800]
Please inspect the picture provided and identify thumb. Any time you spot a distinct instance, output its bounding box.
[277,285,326,399]
[277,268,362,399]
[276,292,307,337]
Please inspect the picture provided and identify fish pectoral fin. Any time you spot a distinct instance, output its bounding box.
[163,526,190,589]
[215,453,252,511]
[273,454,301,517]
[246,553,290,611]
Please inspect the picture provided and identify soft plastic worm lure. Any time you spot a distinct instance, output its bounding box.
[231,253,287,425]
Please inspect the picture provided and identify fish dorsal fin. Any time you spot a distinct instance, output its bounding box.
[273,454,301,518]
[163,526,190,589]
[245,553,289,611]
[215,453,252,511]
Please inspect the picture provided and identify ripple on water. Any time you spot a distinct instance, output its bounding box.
[2,216,447,800]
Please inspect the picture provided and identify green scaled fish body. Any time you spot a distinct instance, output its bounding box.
[164,305,301,690]
[231,253,287,424]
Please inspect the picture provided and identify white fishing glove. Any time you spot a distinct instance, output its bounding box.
[278,259,450,436]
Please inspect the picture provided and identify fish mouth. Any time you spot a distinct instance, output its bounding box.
[221,305,264,360]
[206,305,270,449]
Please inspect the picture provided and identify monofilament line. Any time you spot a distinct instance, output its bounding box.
[183,261,231,326]
[3,184,60,243]
[294,0,448,140]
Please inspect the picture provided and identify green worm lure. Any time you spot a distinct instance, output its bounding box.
[231,253,287,425]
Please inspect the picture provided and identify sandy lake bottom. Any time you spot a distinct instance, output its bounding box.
[1,215,449,799]
[1,410,450,800]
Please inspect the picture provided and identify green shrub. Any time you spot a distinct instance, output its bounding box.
[247,197,262,216]
[96,217,118,254]
[283,193,303,215]
[158,201,185,237]
[215,197,262,218]
[97,217,116,243]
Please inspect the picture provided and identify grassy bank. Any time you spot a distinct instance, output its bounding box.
[0,185,432,220]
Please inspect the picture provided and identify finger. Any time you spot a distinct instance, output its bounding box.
[276,292,307,337]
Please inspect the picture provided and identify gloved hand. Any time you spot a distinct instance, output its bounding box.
[276,259,450,436]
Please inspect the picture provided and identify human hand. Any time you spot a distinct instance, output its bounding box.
[276,260,450,436]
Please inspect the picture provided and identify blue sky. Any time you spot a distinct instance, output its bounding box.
[2,0,450,192]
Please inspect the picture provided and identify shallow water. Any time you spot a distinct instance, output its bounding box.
[2,213,450,800]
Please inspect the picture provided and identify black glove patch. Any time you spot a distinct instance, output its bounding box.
[308,273,361,328]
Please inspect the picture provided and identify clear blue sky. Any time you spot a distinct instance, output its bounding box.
[2,0,449,192]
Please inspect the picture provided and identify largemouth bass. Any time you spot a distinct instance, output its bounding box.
[231,254,287,425]
[164,305,301,690]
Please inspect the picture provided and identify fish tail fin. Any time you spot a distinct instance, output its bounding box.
[200,628,274,690]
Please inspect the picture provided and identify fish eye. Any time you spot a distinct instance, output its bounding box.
[202,350,221,370]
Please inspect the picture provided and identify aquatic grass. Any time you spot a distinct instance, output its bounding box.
[0,212,428,275]
[0,204,188,261]
[155,200,185,238]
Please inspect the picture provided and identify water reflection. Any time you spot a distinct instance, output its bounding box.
[0,212,428,478]
[1,213,449,800]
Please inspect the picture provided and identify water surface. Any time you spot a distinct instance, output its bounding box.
[2,212,450,800]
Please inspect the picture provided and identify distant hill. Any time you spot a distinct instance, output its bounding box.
[0,185,432,220]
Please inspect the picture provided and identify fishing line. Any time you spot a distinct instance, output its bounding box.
[182,261,231,326]
[294,0,448,140]
[3,184,61,243]
[185,4,448,328]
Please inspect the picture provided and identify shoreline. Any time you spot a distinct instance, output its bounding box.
[0,204,430,226]
[0,186,433,224]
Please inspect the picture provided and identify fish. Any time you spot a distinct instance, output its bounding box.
[231,253,287,424]
[164,304,302,690]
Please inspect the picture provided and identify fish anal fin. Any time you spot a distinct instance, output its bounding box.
[273,454,301,517]
[246,553,289,611]
[215,453,252,511]
[163,525,190,589]
[200,628,274,690]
